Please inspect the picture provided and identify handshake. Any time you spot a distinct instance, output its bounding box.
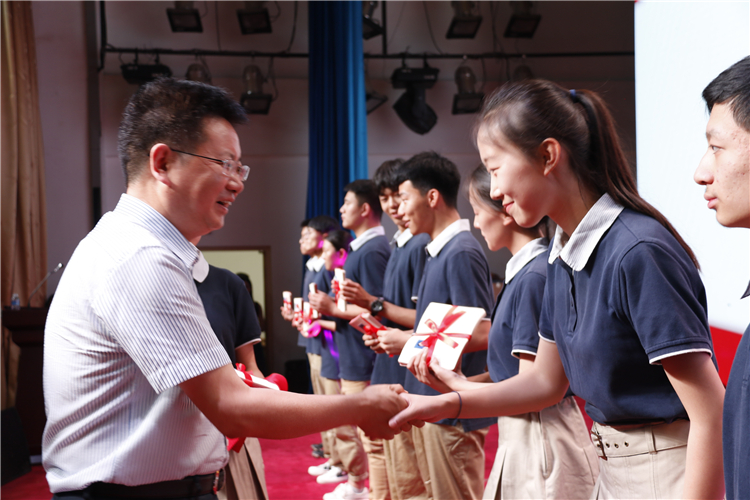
[356,383,460,440]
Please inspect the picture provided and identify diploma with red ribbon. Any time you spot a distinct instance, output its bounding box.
[349,313,385,337]
[333,268,347,311]
[226,363,289,452]
[398,302,488,370]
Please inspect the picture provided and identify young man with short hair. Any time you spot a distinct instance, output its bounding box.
[693,55,750,500]
[340,160,430,500]
[396,151,495,500]
[310,179,391,500]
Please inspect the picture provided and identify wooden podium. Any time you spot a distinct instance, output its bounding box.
[2,307,48,457]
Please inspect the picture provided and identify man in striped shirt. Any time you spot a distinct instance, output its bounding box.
[42,78,408,500]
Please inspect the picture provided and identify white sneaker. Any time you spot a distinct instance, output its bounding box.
[322,482,369,500]
[308,461,333,476]
[316,465,349,484]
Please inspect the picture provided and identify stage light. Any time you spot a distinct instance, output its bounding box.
[362,1,384,40]
[446,1,482,39]
[237,1,272,35]
[391,63,439,135]
[504,1,541,38]
[452,66,484,115]
[185,62,212,84]
[240,65,273,114]
[167,1,202,33]
[121,54,172,85]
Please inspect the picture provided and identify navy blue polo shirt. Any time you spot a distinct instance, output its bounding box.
[196,265,261,365]
[371,230,430,386]
[333,230,391,381]
[307,267,332,356]
[299,257,325,349]
[539,196,714,426]
[403,220,495,432]
[488,240,548,383]
[723,283,750,500]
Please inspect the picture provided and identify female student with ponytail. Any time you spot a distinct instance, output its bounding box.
[392,80,726,499]
[410,165,598,499]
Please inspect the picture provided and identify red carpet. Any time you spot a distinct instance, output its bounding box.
[2,425,499,500]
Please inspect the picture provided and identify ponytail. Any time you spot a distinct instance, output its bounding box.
[476,80,699,269]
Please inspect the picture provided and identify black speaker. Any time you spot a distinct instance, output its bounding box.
[1,407,31,485]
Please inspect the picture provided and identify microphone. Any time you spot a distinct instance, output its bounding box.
[27,262,64,307]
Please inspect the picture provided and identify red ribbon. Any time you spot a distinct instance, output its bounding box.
[332,279,341,304]
[419,306,471,366]
[226,363,288,452]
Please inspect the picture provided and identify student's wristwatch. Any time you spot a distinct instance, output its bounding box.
[370,298,384,316]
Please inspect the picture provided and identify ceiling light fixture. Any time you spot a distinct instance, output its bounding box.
[391,61,439,134]
[504,1,541,38]
[240,64,273,114]
[185,62,212,84]
[362,1,384,40]
[237,1,272,35]
[452,65,484,115]
[446,1,482,39]
[167,1,203,33]
[121,53,172,86]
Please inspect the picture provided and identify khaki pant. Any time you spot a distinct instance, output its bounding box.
[484,396,598,499]
[590,419,689,499]
[412,422,488,500]
[384,427,428,500]
[218,438,268,500]
[308,353,339,463]
[321,377,368,482]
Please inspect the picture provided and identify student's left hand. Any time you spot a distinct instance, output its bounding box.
[308,291,336,316]
[339,279,375,309]
[363,333,386,354]
[407,348,459,394]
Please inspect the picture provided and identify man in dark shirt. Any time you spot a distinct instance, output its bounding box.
[693,55,750,500]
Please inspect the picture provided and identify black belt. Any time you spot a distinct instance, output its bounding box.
[63,469,225,499]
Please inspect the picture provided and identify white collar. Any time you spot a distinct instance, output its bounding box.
[350,225,385,251]
[426,219,471,257]
[548,193,624,271]
[394,228,414,248]
[505,238,548,284]
[193,251,210,283]
[306,255,325,272]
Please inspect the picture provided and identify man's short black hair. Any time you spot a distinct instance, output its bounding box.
[308,215,339,234]
[325,229,353,252]
[344,179,383,219]
[300,218,311,228]
[372,159,404,194]
[395,152,461,209]
[118,77,247,186]
[703,56,750,133]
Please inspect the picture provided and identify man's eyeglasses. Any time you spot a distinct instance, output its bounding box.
[171,148,250,182]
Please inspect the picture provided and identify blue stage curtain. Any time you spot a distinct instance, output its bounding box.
[307,1,368,221]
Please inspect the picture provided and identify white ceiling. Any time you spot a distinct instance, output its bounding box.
[98,1,634,85]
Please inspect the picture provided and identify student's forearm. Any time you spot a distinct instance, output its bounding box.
[329,303,368,321]
[316,319,337,331]
[662,353,725,499]
[380,302,417,329]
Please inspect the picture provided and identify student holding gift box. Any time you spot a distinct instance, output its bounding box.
[340,160,430,500]
[310,182,391,500]
[409,166,599,499]
[391,80,726,500]
[392,152,495,500]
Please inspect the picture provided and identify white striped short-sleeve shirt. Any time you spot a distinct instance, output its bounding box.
[42,194,231,493]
